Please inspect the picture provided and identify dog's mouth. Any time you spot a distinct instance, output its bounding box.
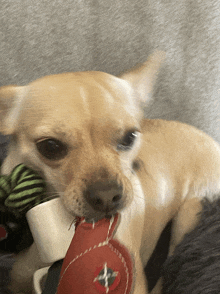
[83,204,121,222]
[84,213,114,223]
[81,200,125,223]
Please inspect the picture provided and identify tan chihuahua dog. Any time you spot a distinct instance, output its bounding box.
[1,51,220,294]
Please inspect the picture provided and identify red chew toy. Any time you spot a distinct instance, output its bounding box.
[56,213,133,294]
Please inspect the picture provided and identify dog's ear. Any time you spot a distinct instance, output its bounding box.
[119,50,166,102]
[0,85,25,134]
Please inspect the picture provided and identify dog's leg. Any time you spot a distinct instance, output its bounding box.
[132,256,149,294]
[9,243,48,294]
[169,197,203,256]
[151,198,202,294]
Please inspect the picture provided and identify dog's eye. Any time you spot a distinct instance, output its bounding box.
[36,139,68,160]
[118,130,138,151]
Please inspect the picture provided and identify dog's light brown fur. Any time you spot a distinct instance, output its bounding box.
[1,51,220,293]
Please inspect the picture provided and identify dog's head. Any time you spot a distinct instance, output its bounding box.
[0,51,165,221]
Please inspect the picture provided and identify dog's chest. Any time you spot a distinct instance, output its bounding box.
[114,177,146,256]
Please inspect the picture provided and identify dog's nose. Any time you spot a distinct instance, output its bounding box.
[84,181,123,213]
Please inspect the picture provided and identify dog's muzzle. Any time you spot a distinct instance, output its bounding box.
[84,180,123,214]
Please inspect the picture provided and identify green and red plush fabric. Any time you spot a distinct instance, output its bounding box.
[0,164,46,252]
[0,164,46,217]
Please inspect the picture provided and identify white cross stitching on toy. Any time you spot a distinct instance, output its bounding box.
[94,262,119,293]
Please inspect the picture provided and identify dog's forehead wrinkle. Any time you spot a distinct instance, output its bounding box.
[24,73,140,131]
[76,72,137,117]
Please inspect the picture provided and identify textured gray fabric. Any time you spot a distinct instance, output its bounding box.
[162,198,220,293]
[0,253,14,293]
[0,0,219,145]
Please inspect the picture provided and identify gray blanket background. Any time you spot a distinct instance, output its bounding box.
[0,0,220,292]
[1,1,220,142]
